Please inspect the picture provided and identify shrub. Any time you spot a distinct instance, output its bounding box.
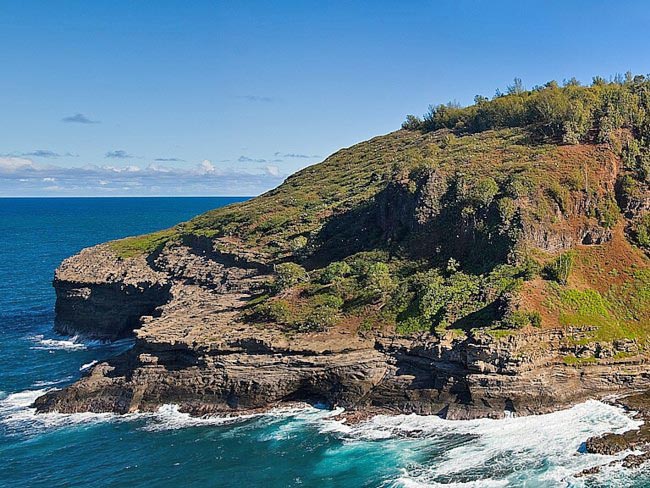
[254,299,292,323]
[401,114,423,131]
[529,311,542,327]
[312,293,344,309]
[299,305,339,332]
[520,257,542,280]
[597,198,620,229]
[503,310,542,329]
[364,262,396,301]
[635,214,650,249]
[289,235,308,255]
[319,261,352,284]
[468,177,499,208]
[543,252,575,285]
[418,271,481,327]
[274,262,309,291]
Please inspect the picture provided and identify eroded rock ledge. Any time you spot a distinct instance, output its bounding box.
[35,241,650,421]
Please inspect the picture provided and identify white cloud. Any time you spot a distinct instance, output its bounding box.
[198,159,215,174]
[0,157,37,172]
[0,157,286,196]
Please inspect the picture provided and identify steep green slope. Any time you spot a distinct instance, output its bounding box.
[109,76,650,345]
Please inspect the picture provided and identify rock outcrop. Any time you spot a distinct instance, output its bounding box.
[35,239,650,420]
[53,245,171,339]
[31,123,650,443]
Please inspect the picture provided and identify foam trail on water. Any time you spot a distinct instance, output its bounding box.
[32,376,73,387]
[29,334,88,351]
[141,403,343,432]
[80,360,98,371]
[28,334,135,352]
[2,385,648,486]
[139,404,254,431]
[0,389,118,435]
[340,400,643,487]
[0,386,333,436]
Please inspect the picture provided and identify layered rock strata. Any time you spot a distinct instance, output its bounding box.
[35,241,650,420]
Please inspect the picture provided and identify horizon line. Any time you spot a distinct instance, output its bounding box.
[0,195,254,199]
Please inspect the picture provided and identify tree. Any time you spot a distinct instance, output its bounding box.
[402,114,423,131]
[507,77,525,95]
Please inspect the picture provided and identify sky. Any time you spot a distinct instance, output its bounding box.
[2,0,650,197]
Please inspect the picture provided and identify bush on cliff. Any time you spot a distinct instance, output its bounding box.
[404,74,650,150]
[636,214,650,250]
[273,263,309,291]
[543,252,575,285]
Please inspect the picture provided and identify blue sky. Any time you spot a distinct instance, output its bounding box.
[2,0,650,196]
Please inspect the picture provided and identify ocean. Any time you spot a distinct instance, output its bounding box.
[1,197,649,487]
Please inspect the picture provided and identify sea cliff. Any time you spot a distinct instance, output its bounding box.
[35,79,650,426]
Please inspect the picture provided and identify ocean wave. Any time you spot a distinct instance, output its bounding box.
[2,387,649,486]
[0,389,118,434]
[32,376,73,387]
[345,400,642,487]
[27,334,135,352]
[0,388,345,438]
[139,404,256,432]
[141,403,343,433]
[80,360,98,371]
[29,334,88,351]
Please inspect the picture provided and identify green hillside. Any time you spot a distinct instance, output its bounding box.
[109,75,650,344]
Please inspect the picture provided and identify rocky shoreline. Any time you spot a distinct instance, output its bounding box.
[34,240,650,425]
[580,391,650,473]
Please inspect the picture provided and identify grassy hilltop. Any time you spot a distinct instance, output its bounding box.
[109,75,650,349]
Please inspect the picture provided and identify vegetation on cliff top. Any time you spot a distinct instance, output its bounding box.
[110,74,650,346]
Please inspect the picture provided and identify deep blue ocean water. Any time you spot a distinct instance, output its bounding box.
[1,197,650,487]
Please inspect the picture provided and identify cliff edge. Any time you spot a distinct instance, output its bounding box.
[36,79,650,421]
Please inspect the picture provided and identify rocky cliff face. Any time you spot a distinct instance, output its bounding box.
[53,246,172,339]
[33,125,650,421]
[35,238,650,420]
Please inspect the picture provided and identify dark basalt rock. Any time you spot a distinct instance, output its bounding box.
[34,241,650,422]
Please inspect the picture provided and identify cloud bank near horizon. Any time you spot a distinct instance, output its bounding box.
[0,157,284,196]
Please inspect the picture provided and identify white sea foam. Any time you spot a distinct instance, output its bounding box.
[29,334,88,350]
[0,388,119,435]
[347,400,643,487]
[140,403,343,433]
[2,385,648,486]
[32,376,73,387]
[139,404,255,431]
[28,334,134,352]
[80,360,98,371]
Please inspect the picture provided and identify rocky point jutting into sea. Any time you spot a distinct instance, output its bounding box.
[35,79,650,462]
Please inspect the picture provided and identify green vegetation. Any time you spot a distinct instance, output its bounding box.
[273,263,309,291]
[562,355,598,366]
[109,229,177,259]
[543,252,575,285]
[106,74,650,345]
[403,74,650,152]
[502,310,542,329]
[635,214,650,250]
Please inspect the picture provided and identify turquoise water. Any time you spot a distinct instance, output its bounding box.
[1,197,650,487]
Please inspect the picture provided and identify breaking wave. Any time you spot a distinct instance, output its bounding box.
[1,386,649,486]
[334,400,643,487]
[28,334,134,352]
